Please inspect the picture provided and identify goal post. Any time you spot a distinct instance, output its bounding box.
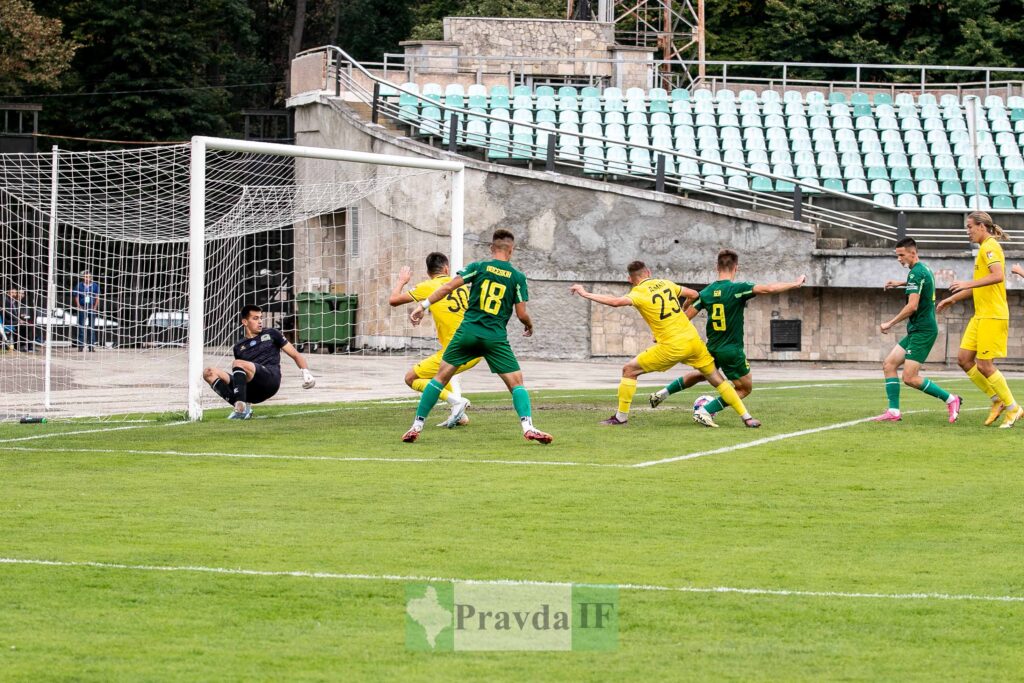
[0,137,465,422]
[187,136,466,421]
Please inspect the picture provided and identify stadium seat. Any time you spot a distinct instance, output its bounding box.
[874,93,894,106]
[670,88,690,102]
[992,195,1014,209]
[751,175,774,192]
[512,85,532,97]
[915,167,937,182]
[422,83,443,101]
[897,193,919,207]
[582,145,605,174]
[847,178,869,193]
[873,193,895,207]
[870,179,893,194]
[828,92,847,104]
[941,180,964,195]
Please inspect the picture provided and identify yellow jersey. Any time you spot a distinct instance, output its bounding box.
[407,275,470,347]
[973,237,1008,319]
[626,278,701,345]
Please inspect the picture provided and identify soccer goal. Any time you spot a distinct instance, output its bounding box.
[0,137,465,421]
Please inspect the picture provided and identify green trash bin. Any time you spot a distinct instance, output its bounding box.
[296,292,357,351]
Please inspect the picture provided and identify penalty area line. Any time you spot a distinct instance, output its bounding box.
[0,557,1022,604]
[632,411,927,468]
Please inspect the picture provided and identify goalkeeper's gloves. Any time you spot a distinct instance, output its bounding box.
[301,368,316,389]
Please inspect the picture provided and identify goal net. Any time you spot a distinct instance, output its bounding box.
[0,138,464,421]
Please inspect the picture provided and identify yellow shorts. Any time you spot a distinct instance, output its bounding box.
[636,338,716,374]
[413,349,482,378]
[960,317,1009,360]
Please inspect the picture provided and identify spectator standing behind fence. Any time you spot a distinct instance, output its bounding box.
[3,287,36,352]
[74,270,100,352]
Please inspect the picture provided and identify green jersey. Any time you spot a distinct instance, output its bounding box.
[692,279,756,351]
[457,258,529,338]
[905,261,938,334]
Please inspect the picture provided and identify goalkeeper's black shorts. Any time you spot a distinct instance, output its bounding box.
[247,363,281,404]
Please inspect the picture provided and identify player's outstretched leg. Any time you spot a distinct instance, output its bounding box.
[403,361,461,442]
[406,367,470,428]
[650,371,702,409]
[700,366,759,428]
[701,372,752,417]
[499,371,552,444]
[899,359,962,424]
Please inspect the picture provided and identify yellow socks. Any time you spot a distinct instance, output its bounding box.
[617,377,638,415]
[411,377,450,402]
[716,380,750,417]
[987,369,1017,409]
[966,365,997,400]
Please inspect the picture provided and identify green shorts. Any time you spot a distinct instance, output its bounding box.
[442,325,521,375]
[710,344,751,381]
[898,329,938,364]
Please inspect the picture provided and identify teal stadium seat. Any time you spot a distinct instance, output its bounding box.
[993,195,1014,209]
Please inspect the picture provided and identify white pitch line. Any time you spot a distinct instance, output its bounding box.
[1,557,1021,604]
[632,411,927,468]
[0,446,625,468]
[0,421,189,444]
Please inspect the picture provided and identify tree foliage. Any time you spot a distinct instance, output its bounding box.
[0,0,79,94]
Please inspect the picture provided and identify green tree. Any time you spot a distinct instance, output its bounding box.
[36,0,266,145]
[0,0,79,95]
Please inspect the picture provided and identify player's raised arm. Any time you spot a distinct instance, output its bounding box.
[410,275,465,324]
[1012,263,1024,279]
[388,265,415,306]
[884,279,907,290]
[752,275,806,295]
[568,284,632,307]
[281,340,315,388]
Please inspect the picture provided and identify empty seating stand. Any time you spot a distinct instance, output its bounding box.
[386,82,1024,209]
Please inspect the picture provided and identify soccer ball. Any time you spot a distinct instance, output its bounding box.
[693,395,714,413]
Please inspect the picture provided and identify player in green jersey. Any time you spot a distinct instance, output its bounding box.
[648,249,805,423]
[873,237,962,423]
[401,229,553,444]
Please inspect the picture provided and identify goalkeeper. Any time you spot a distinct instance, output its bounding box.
[203,304,315,420]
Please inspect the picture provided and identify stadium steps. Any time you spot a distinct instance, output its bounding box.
[815,236,849,250]
[349,102,406,135]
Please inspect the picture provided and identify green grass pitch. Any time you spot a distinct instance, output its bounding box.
[2,379,1023,680]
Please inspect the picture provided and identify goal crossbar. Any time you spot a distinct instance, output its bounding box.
[187,136,466,421]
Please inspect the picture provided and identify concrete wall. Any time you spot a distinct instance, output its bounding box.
[443,17,615,64]
[289,95,1024,364]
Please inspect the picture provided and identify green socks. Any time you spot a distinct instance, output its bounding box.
[919,378,951,402]
[415,379,444,421]
[512,385,532,420]
[885,377,900,410]
[703,396,726,414]
[665,377,687,395]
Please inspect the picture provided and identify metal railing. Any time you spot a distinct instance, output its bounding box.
[374,52,1024,97]
[296,46,1022,245]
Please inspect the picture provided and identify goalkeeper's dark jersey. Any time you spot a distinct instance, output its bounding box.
[233,328,287,372]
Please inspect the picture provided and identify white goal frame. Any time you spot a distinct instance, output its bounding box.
[187,136,466,421]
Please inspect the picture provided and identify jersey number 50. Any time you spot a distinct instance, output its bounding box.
[480,280,507,315]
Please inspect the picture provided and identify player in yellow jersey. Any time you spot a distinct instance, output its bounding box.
[570,260,761,428]
[388,252,482,427]
[937,211,1022,427]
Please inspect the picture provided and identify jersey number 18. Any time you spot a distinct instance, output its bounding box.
[480,280,506,315]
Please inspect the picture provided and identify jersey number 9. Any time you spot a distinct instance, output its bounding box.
[711,303,727,331]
